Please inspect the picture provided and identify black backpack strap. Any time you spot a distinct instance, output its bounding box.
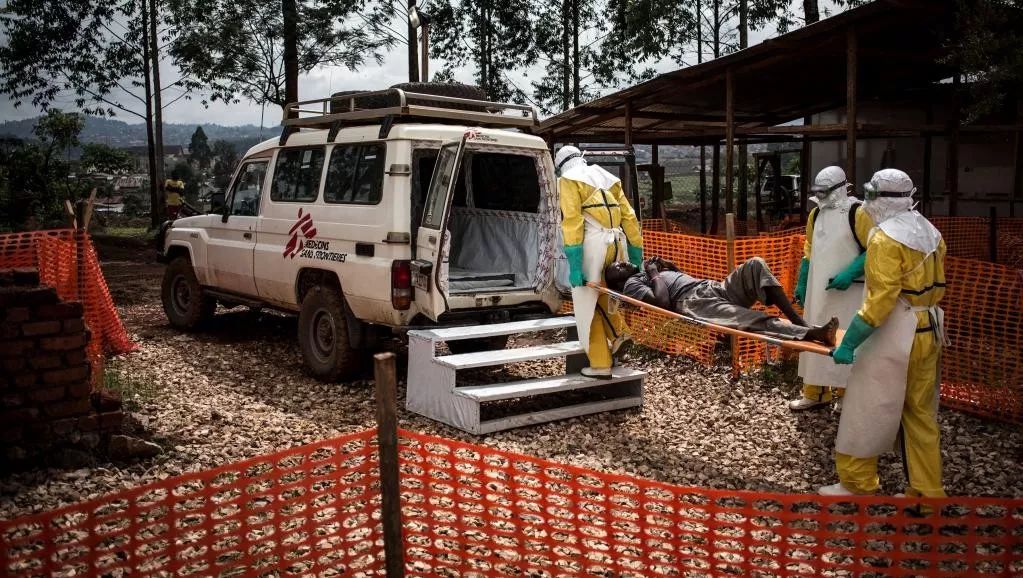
[849,201,865,253]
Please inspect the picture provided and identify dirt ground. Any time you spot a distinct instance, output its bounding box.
[2,238,1021,519]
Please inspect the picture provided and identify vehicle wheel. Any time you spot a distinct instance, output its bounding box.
[446,335,509,354]
[161,257,216,330]
[298,285,362,381]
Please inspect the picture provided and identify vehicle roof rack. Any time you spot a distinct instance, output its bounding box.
[281,89,538,133]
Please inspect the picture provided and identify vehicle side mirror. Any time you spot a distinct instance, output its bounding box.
[210,192,226,212]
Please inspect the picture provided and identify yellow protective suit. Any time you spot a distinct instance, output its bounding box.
[799,205,874,402]
[164,178,184,207]
[836,229,947,497]
[560,175,643,370]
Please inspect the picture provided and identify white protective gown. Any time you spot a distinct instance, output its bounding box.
[797,195,866,388]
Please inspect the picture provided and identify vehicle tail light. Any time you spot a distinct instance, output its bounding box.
[391,260,413,310]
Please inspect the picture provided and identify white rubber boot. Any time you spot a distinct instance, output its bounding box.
[611,334,633,357]
[788,397,829,411]
[581,366,612,378]
[818,483,856,496]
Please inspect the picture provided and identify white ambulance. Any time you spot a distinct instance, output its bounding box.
[158,84,566,380]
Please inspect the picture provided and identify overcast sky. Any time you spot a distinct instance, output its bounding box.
[0,1,848,128]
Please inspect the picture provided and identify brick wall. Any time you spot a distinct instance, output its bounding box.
[0,268,122,469]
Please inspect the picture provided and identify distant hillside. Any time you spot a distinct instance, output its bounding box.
[0,115,273,148]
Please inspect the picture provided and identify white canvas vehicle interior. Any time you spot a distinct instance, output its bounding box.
[158,84,565,381]
[412,137,560,303]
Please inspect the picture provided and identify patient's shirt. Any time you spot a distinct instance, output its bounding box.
[622,271,707,305]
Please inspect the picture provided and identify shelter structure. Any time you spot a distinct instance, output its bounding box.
[536,0,1023,228]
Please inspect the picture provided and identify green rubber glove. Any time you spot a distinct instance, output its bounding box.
[831,314,875,364]
[794,257,809,304]
[827,252,866,291]
[627,245,644,268]
[564,244,585,287]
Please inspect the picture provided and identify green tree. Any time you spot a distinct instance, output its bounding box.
[189,126,212,169]
[210,139,239,191]
[80,143,135,175]
[429,0,534,102]
[168,0,393,112]
[949,0,1023,122]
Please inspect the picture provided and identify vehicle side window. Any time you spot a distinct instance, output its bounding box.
[324,144,385,204]
[229,161,268,217]
[271,147,325,202]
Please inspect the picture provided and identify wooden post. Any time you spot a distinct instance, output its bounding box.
[725,68,735,216]
[989,206,998,263]
[700,146,708,233]
[846,27,858,189]
[711,145,721,234]
[800,138,811,221]
[420,24,430,82]
[725,212,738,372]
[922,105,933,216]
[82,187,98,231]
[1012,129,1021,218]
[374,352,405,578]
[652,144,663,219]
[755,158,764,230]
[947,74,961,216]
[624,101,633,148]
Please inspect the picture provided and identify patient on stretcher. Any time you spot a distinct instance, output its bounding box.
[604,257,839,346]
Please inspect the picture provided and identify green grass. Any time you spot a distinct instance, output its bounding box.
[103,226,150,239]
[102,365,157,412]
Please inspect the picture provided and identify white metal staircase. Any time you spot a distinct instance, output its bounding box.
[406,317,645,434]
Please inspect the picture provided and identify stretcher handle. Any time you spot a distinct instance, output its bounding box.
[584,282,837,357]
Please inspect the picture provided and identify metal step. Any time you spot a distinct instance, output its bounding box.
[434,341,583,370]
[418,316,576,342]
[476,396,643,435]
[455,367,645,403]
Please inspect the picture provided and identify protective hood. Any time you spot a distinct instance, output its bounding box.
[560,162,621,192]
[873,206,942,255]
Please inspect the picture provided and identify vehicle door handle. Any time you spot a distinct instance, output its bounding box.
[243,232,252,239]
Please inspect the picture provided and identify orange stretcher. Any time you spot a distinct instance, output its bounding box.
[586,282,840,357]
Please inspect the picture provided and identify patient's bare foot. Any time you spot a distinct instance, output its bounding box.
[804,317,839,346]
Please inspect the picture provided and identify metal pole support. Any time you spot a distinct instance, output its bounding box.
[374,352,405,578]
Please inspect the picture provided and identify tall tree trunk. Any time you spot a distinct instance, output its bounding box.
[572,0,580,107]
[282,0,299,116]
[737,0,749,221]
[408,0,420,82]
[712,0,721,58]
[148,0,166,220]
[561,0,570,111]
[142,0,159,229]
[697,0,706,232]
[804,0,819,24]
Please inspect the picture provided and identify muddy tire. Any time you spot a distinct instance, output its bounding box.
[161,257,216,330]
[447,335,510,354]
[298,285,362,381]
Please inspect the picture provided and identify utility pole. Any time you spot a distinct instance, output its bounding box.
[148,0,166,218]
[408,0,420,82]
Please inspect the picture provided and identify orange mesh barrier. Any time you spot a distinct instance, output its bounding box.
[0,229,136,380]
[399,429,1023,577]
[3,428,1022,576]
[0,429,383,577]
[630,225,1023,423]
[939,256,1023,422]
[929,216,1023,267]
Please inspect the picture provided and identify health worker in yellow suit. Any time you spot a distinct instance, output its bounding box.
[556,146,643,378]
[821,169,947,500]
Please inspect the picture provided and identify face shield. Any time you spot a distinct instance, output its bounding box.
[810,179,848,199]
[863,181,916,201]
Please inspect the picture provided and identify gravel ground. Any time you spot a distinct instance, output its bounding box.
[2,259,1022,519]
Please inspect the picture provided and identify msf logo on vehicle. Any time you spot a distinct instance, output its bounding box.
[283,208,318,259]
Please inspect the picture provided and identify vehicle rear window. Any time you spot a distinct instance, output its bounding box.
[470,153,540,212]
[324,144,385,204]
[271,147,325,202]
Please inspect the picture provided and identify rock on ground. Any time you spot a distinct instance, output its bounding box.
[1,261,1021,519]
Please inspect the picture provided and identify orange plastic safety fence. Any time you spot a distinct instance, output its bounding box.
[398,429,1023,577]
[0,429,384,577]
[0,229,136,381]
[928,217,1023,267]
[939,256,1023,423]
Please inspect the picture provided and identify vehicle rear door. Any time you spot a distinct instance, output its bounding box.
[206,160,266,296]
[412,135,467,321]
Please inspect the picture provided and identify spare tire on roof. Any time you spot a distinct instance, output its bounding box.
[328,82,490,114]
